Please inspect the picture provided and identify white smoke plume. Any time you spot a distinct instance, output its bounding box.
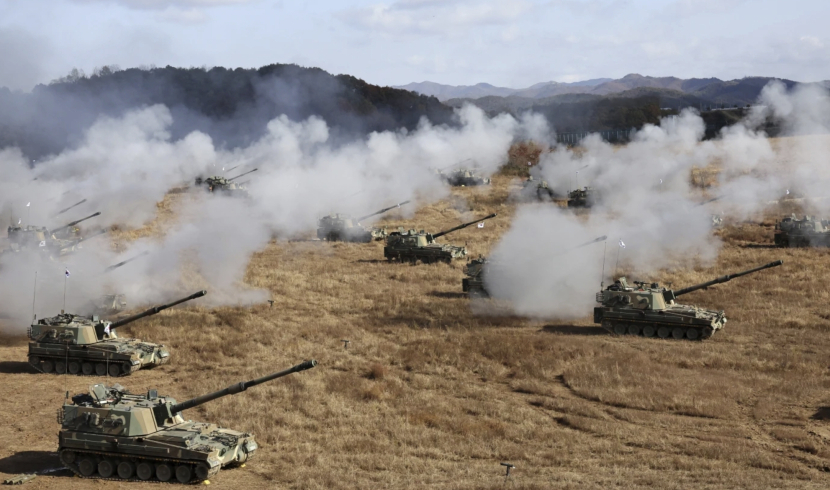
[487,82,830,320]
[0,102,544,331]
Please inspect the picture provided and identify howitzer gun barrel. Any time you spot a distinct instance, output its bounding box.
[432,213,497,239]
[357,200,411,222]
[52,212,101,233]
[107,290,206,329]
[55,199,87,216]
[695,196,722,207]
[104,251,150,272]
[170,360,317,414]
[573,235,607,249]
[228,168,258,181]
[673,260,783,297]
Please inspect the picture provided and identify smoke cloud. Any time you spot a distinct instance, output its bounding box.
[0,102,541,331]
[487,82,830,319]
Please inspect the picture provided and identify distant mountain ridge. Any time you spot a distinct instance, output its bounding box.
[395,74,818,103]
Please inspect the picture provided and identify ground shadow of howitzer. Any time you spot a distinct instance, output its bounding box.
[812,407,830,420]
[429,291,466,299]
[356,259,388,264]
[0,451,72,477]
[0,361,36,374]
[739,243,778,249]
[541,325,607,336]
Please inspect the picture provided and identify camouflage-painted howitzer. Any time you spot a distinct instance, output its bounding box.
[384,213,496,263]
[28,290,207,377]
[58,360,317,483]
[594,260,783,340]
[317,200,410,242]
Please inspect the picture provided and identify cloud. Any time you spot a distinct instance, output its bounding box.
[337,0,533,36]
[0,27,52,92]
[69,0,257,10]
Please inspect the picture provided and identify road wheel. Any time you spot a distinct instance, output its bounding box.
[627,324,641,336]
[136,462,153,481]
[61,451,76,464]
[613,324,627,335]
[175,464,193,483]
[657,327,671,338]
[42,360,54,373]
[672,327,685,340]
[155,463,172,482]
[78,457,96,476]
[195,464,210,481]
[55,361,67,374]
[108,363,121,377]
[98,459,115,478]
[117,461,135,479]
[68,361,81,374]
[95,363,107,376]
[82,363,94,375]
[642,326,656,338]
[686,328,700,340]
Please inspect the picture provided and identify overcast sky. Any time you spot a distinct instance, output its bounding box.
[1,0,828,91]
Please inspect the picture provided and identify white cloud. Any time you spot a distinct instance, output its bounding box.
[337,0,533,36]
[70,0,257,10]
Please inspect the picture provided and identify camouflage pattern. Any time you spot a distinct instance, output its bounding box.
[462,256,488,296]
[567,187,599,208]
[5,212,103,258]
[774,215,830,247]
[86,294,128,317]
[438,168,491,187]
[316,201,410,242]
[520,176,556,201]
[28,291,206,377]
[594,260,782,340]
[195,168,257,197]
[58,360,316,484]
[384,214,496,264]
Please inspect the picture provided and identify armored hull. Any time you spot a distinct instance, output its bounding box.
[462,257,488,296]
[593,260,782,341]
[566,187,599,208]
[59,419,253,483]
[773,216,830,247]
[28,330,168,377]
[56,360,316,483]
[27,291,205,377]
[384,240,467,263]
[441,168,490,187]
[594,302,726,340]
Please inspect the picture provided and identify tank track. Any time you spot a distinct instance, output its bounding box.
[27,355,139,377]
[60,448,220,484]
[601,319,714,341]
[385,252,454,264]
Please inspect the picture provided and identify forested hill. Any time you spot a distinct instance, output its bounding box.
[0,64,454,159]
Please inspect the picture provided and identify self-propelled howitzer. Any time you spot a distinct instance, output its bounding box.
[384,213,496,263]
[594,260,783,340]
[317,200,411,242]
[58,360,317,483]
[28,290,207,377]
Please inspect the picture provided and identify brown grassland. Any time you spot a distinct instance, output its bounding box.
[2,136,830,488]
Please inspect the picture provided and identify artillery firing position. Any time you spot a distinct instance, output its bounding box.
[384,213,496,264]
[594,260,783,340]
[28,291,206,377]
[317,200,411,242]
[58,360,317,483]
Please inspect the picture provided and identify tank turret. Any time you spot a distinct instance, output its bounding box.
[317,200,411,242]
[28,290,207,377]
[58,360,317,483]
[384,213,496,263]
[594,260,783,340]
[774,215,830,247]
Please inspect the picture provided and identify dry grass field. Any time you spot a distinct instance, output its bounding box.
[3,139,830,489]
